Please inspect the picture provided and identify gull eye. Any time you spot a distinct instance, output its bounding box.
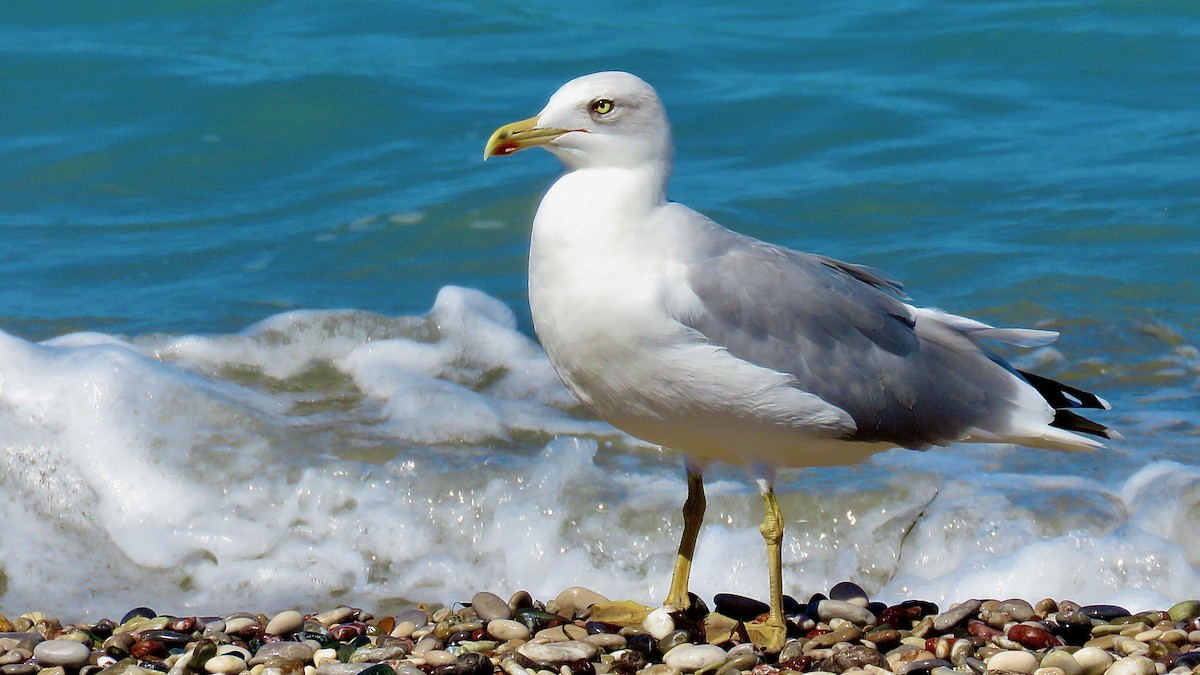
[589,98,615,115]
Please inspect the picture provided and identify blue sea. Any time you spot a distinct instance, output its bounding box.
[1,1,1197,618]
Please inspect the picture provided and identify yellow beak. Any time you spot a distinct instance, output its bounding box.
[483,115,571,159]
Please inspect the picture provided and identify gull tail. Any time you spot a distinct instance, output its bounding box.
[1017,369,1120,441]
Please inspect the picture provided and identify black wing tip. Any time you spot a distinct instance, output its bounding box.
[1052,409,1118,440]
[1018,369,1110,410]
[1018,369,1116,440]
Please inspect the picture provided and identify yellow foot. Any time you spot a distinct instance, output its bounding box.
[585,600,655,627]
[745,618,788,654]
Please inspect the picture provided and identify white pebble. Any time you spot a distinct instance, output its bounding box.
[988,651,1040,675]
[1104,656,1156,675]
[33,640,92,669]
[663,644,728,673]
[1073,648,1115,675]
[516,641,599,664]
[205,655,248,675]
[643,606,676,640]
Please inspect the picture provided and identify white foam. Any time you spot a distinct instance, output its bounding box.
[0,286,1196,619]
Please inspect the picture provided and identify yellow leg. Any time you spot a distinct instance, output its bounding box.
[664,466,705,610]
[753,482,788,652]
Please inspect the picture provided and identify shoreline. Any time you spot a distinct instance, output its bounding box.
[3,586,1199,675]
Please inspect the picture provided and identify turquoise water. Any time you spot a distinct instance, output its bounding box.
[1,1,1198,616]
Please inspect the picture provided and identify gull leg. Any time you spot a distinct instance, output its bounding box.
[750,477,788,652]
[664,462,705,610]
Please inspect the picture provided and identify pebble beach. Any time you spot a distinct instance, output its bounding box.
[6,586,1200,675]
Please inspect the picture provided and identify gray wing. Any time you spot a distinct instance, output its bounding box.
[679,222,1028,449]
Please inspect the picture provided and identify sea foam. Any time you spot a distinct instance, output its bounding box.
[0,287,1196,618]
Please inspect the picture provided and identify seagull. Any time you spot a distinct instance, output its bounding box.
[483,71,1114,651]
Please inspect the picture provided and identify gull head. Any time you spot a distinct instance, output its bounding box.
[484,71,673,171]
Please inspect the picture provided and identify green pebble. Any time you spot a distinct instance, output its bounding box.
[1167,600,1200,622]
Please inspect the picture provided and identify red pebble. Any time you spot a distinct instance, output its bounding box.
[1008,624,1061,649]
[878,604,923,629]
[130,640,167,660]
[807,628,831,639]
[968,620,1002,641]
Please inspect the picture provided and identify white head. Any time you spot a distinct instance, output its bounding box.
[484,71,673,171]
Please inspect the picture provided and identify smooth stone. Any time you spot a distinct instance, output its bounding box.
[998,600,1036,622]
[1034,668,1066,675]
[1079,606,1130,622]
[987,651,1039,674]
[820,645,889,672]
[657,629,692,653]
[554,586,610,618]
[1041,651,1084,675]
[643,607,676,640]
[348,646,408,664]
[395,610,428,627]
[487,619,531,641]
[829,582,870,608]
[204,655,247,675]
[1,666,37,675]
[317,666,374,675]
[251,642,315,666]
[314,608,355,627]
[1072,648,1114,675]
[1166,601,1200,623]
[434,653,489,675]
[121,608,157,624]
[265,611,304,636]
[807,626,863,649]
[224,617,259,635]
[583,633,626,650]
[663,644,727,673]
[896,658,952,675]
[422,651,456,667]
[535,624,587,642]
[1008,624,1060,649]
[515,640,598,665]
[472,592,513,622]
[508,591,534,612]
[934,600,982,632]
[712,594,768,622]
[218,645,252,660]
[1103,656,1154,675]
[818,600,876,626]
[33,640,92,668]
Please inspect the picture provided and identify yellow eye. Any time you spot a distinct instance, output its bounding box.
[590,99,614,115]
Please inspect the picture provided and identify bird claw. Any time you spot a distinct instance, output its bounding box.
[745,619,788,654]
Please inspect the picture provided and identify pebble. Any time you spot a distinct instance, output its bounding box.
[817,599,876,625]
[265,610,304,636]
[553,586,609,618]
[1103,656,1155,675]
[1072,647,1114,675]
[32,641,90,669]
[933,600,981,631]
[471,592,513,622]
[829,582,870,608]
[664,644,728,673]
[713,594,769,622]
[251,641,316,666]
[5,591,1200,675]
[488,619,532,641]
[515,640,599,664]
[203,655,247,675]
[1040,651,1083,675]
[644,607,676,640]
[987,650,1039,674]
